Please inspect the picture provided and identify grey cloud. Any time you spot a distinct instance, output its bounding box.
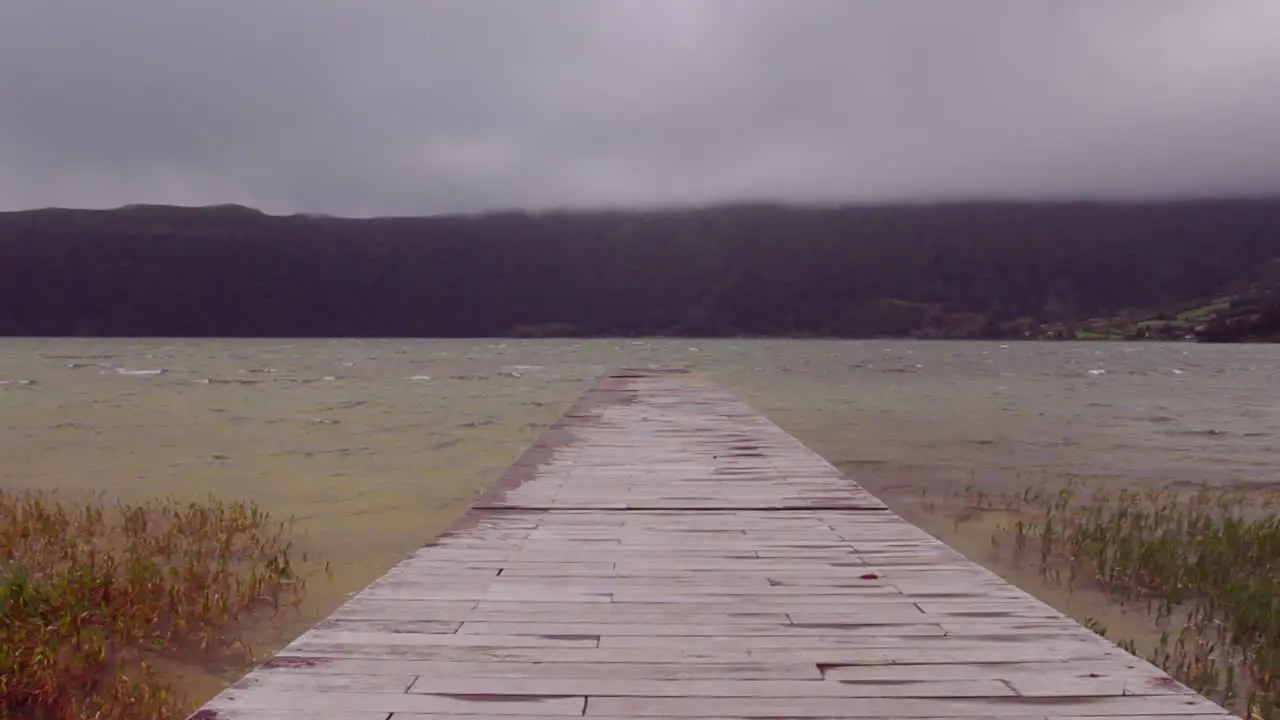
[1,0,1278,216]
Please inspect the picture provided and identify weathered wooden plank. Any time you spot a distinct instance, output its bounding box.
[591,595,1026,610]
[470,600,915,615]
[597,634,1106,650]
[938,621,1089,635]
[820,658,1158,681]
[187,711,387,720]
[292,631,600,648]
[1009,674,1193,697]
[279,641,1128,664]
[466,609,794,624]
[231,671,417,693]
[327,601,478,622]
[456,621,949,637]
[481,580,905,594]
[405,676,1018,698]
[256,657,823,679]
[1047,716,1237,720]
[583,695,1221,717]
[358,586,616,602]
[790,609,1067,624]
[605,589,910,602]
[821,659,1192,696]
[312,619,463,634]
[204,691,585,715]
[489,576,782,588]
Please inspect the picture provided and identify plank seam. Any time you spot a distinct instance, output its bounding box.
[472,505,892,512]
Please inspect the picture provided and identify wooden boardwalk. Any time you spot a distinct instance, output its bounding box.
[192,370,1234,719]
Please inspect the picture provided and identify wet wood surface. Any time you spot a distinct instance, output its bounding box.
[191,370,1234,719]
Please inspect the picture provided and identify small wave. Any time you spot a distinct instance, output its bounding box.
[880,366,921,374]
[405,375,432,381]
[194,378,261,385]
[306,418,340,425]
[326,400,368,410]
[1087,369,1107,376]
[0,379,36,386]
[116,368,165,376]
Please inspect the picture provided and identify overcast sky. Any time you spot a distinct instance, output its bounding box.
[2,1,1278,216]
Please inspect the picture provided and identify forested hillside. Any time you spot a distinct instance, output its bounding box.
[3,199,1280,340]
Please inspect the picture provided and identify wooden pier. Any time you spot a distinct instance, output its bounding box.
[193,370,1234,719]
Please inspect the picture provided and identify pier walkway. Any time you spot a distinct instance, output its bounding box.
[193,370,1234,719]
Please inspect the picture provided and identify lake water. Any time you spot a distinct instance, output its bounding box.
[3,338,1278,699]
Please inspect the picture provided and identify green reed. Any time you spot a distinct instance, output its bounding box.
[0,489,306,719]
[972,482,1280,719]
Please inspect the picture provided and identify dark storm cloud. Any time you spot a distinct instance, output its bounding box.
[2,0,1278,216]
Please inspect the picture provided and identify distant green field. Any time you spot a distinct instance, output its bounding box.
[1176,299,1232,323]
[1075,329,1126,341]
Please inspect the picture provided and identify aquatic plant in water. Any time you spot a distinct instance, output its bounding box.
[0,490,305,719]
[974,482,1280,719]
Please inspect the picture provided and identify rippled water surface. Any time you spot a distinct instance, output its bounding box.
[3,338,1278,697]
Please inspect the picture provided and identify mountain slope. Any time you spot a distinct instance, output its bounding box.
[2,199,1279,340]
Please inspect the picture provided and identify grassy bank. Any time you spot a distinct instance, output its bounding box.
[968,482,1280,719]
[0,490,306,719]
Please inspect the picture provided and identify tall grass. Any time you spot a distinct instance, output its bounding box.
[0,489,306,719]
[972,482,1280,719]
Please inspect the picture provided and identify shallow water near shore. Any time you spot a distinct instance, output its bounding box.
[3,337,1278,704]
